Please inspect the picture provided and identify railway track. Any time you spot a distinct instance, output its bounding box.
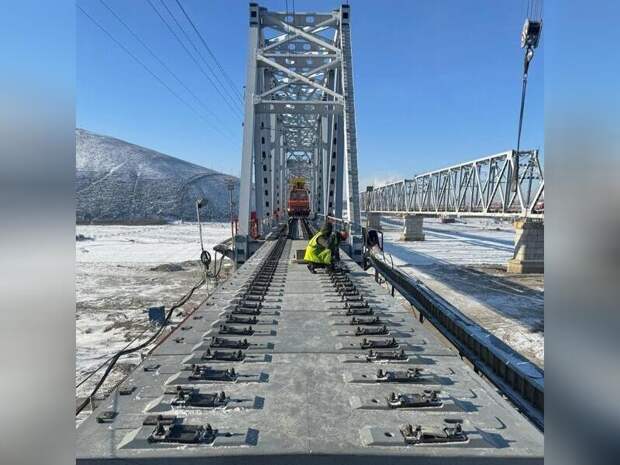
[368,250,544,430]
[288,217,313,240]
[77,234,543,464]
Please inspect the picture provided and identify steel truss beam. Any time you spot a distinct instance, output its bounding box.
[238,4,362,261]
[361,150,544,219]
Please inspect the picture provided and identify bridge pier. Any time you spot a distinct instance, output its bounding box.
[400,214,425,241]
[366,212,382,230]
[507,219,544,273]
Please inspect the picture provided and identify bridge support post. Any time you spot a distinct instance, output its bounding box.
[400,214,425,241]
[234,234,249,266]
[507,219,544,273]
[366,212,382,231]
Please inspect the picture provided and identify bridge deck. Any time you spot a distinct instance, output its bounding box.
[77,238,543,464]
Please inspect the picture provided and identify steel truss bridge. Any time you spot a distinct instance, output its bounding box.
[235,3,544,266]
[236,3,362,262]
[361,150,544,219]
[77,6,543,464]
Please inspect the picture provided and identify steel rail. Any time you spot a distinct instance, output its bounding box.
[368,251,544,431]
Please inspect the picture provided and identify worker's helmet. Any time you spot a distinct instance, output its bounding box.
[339,230,349,241]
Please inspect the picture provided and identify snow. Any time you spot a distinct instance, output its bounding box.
[76,128,238,223]
[75,223,232,403]
[76,223,231,264]
[377,217,544,368]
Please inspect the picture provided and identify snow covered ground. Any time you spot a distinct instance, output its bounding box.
[75,223,232,406]
[76,222,231,264]
[378,217,544,368]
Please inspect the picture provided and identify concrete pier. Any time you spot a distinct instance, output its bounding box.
[507,219,544,273]
[400,214,425,241]
[365,212,382,230]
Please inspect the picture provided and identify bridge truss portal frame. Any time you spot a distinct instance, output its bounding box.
[237,3,362,262]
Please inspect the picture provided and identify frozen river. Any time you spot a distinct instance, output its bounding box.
[75,223,231,401]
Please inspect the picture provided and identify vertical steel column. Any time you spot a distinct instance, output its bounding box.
[334,114,345,218]
[253,115,265,236]
[238,3,260,238]
[339,4,361,231]
[505,150,515,214]
[272,115,281,223]
[320,113,330,216]
[279,131,287,221]
[313,121,320,215]
[264,113,274,229]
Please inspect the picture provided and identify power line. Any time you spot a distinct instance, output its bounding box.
[77,4,228,138]
[174,0,243,103]
[148,0,242,119]
[97,0,234,139]
[165,0,243,113]
[152,0,242,119]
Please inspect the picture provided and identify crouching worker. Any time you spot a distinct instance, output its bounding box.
[304,222,348,273]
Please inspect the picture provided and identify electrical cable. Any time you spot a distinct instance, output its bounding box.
[77,5,222,135]
[174,0,243,102]
[75,325,150,389]
[155,0,243,119]
[146,0,242,120]
[213,250,225,278]
[96,0,234,139]
[75,271,206,415]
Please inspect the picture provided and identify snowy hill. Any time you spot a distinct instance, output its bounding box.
[76,128,238,223]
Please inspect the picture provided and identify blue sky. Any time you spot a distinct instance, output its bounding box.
[77,0,543,187]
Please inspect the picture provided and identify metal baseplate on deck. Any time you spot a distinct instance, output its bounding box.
[77,237,542,464]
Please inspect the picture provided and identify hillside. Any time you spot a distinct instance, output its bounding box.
[76,128,238,223]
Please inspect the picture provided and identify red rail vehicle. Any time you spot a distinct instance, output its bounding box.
[287,178,310,217]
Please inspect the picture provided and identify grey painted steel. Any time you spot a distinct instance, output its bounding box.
[238,3,260,237]
[369,251,544,430]
[362,150,544,219]
[77,238,543,463]
[237,4,362,262]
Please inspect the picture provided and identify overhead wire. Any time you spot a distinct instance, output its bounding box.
[154,0,243,120]
[174,0,243,103]
[146,0,241,120]
[537,0,544,20]
[77,4,227,137]
[96,0,234,139]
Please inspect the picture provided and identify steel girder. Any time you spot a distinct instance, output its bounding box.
[238,4,361,245]
[361,150,544,219]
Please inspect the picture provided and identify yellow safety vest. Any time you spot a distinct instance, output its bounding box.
[304,231,332,265]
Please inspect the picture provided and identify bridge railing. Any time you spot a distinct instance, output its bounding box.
[361,150,543,219]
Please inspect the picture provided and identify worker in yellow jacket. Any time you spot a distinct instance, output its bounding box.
[304,222,348,273]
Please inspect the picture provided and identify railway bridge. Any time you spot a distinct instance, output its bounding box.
[77,4,544,464]
[361,149,544,273]
[232,3,543,273]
